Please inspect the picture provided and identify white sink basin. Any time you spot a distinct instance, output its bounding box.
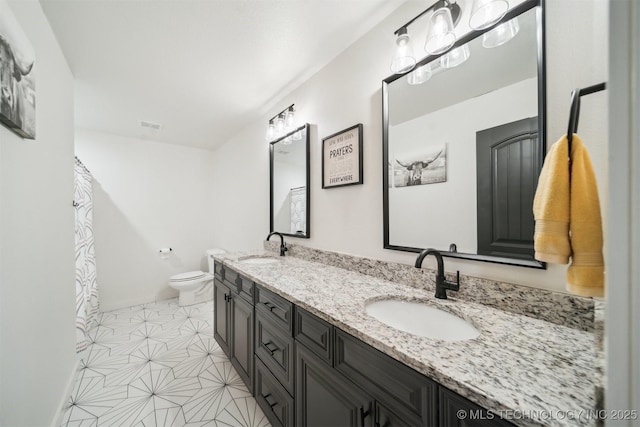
[238,256,280,265]
[365,299,480,342]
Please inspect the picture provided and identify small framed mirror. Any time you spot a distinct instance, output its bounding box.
[270,123,310,238]
[383,0,545,268]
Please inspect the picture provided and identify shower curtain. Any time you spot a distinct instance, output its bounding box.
[290,186,306,234]
[74,157,99,352]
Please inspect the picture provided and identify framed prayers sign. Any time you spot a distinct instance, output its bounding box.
[322,123,363,189]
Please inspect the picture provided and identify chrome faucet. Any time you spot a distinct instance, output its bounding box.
[415,248,460,299]
[266,232,288,256]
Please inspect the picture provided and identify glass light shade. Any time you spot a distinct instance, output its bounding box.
[275,114,285,136]
[440,44,470,68]
[390,29,416,73]
[407,64,432,85]
[482,17,520,48]
[265,121,275,141]
[469,0,509,30]
[425,7,456,55]
[282,135,293,145]
[284,108,295,130]
[293,130,302,141]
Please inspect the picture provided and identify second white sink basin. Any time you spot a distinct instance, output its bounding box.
[238,256,280,265]
[365,299,480,342]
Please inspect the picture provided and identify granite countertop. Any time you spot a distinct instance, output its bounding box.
[213,251,597,427]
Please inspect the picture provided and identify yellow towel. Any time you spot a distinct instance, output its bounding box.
[533,134,604,297]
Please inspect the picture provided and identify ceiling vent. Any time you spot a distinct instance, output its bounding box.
[139,120,162,131]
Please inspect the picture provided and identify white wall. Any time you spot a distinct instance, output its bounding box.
[75,130,217,311]
[0,1,77,425]
[212,0,608,293]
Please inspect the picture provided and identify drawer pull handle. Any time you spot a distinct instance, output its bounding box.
[263,393,278,408]
[224,293,231,302]
[263,341,278,355]
[263,302,276,311]
[360,406,371,427]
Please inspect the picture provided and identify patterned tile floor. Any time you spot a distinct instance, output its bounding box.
[60,298,270,426]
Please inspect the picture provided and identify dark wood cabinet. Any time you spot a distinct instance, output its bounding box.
[213,279,231,355]
[255,356,295,427]
[334,329,438,427]
[296,343,374,427]
[217,265,517,427]
[214,265,255,391]
[230,293,254,389]
[440,387,515,427]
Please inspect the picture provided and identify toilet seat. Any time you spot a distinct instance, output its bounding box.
[170,271,207,282]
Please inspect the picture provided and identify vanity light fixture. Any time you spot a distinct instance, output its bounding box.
[482,17,520,48]
[266,104,297,142]
[469,0,509,30]
[424,4,457,55]
[389,0,514,74]
[440,44,470,68]
[265,119,275,141]
[284,106,296,131]
[407,63,433,85]
[390,27,417,73]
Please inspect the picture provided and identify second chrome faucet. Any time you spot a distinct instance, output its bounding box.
[415,248,460,299]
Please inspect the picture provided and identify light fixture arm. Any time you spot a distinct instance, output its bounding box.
[393,0,461,36]
[268,104,295,124]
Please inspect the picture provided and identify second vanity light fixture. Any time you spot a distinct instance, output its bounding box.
[265,104,301,144]
[390,0,512,78]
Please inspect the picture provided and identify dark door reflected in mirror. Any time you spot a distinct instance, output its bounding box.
[270,124,310,238]
[382,1,545,268]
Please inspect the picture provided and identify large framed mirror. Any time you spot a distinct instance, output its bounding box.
[383,0,545,268]
[270,123,310,238]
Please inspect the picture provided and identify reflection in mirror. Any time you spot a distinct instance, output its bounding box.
[270,124,310,238]
[383,1,545,268]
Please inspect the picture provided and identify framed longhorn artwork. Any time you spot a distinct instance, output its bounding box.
[390,144,447,188]
[0,0,36,139]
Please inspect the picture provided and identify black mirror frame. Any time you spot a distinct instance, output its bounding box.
[382,0,546,269]
[270,123,311,238]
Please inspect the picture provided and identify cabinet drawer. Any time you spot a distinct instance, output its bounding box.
[255,356,295,427]
[213,261,224,280]
[294,307,333,365]
[223,268,254,304]
[255,285,293,334]
[255,309,294,394]
[335,329,438,426]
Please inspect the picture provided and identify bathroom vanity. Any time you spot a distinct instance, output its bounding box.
[212,252,597,427]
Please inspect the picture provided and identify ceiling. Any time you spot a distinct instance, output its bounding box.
[40,0,406,150]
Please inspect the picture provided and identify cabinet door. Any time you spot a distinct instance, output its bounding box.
[296,343,374,427]
[439,387,515,427]
[376,401,422,427]
[214,279,231,355]
[230,294,254,390]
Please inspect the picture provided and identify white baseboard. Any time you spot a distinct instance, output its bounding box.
[51,357,81,427]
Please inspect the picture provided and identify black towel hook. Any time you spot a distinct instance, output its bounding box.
[566,82,607,155]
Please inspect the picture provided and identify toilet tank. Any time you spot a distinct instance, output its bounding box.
[205,248,226,273]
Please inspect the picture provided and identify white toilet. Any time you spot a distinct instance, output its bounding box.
[169,248,225,306]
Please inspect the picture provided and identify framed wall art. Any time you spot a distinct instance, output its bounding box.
[322,123,363,189]
[0,1,36,139]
